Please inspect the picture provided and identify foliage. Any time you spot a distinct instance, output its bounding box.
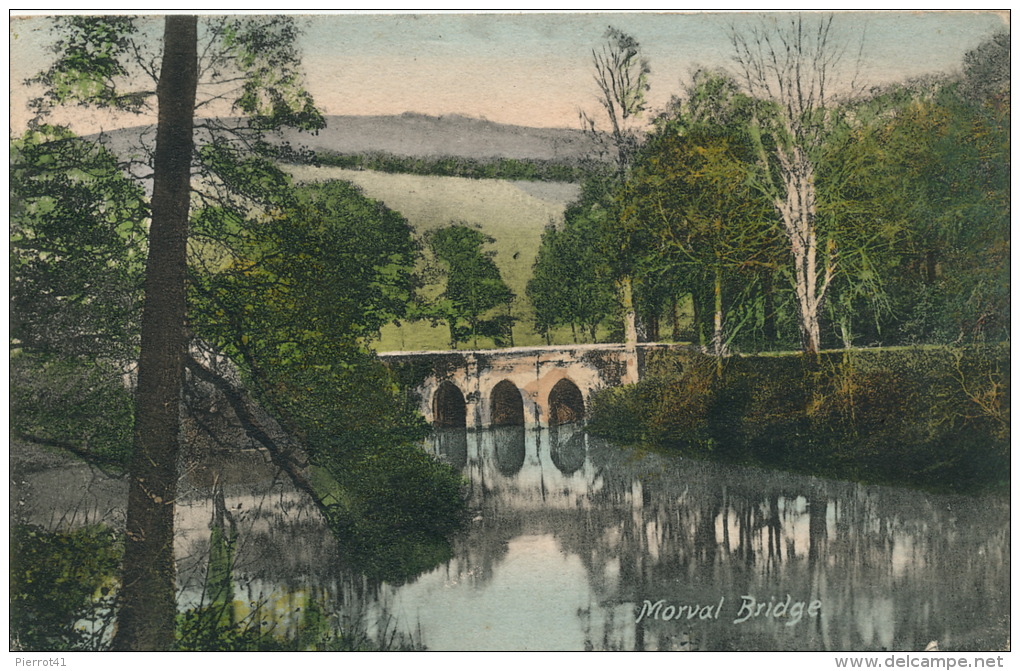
[566,29,1009,354]
[10,524,123,651]
[426,224,516,348]
[728,14,868,353]
[215,16,325,131]
[588,346,1010,493]
[27,16,143,113]
[527,207,617,342]
[21,14,466,648]
[310,151,588,183]
[960,30,1010,101]
[581,26,651,174]
[315,444,467,583]
[10,353,135,470]
[825,75,1010,347]
[621,74,779,353]
[8,521,425,652]
[9,125,142,473]
[10,125,147,361]
[191,177,467,581]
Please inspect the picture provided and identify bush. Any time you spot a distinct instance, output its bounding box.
[10,524,122,651]
[588,346,1009,492]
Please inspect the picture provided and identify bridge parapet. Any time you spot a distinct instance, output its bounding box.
[380,343,691,429]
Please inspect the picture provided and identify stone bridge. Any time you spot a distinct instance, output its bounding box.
[379,343,685,429]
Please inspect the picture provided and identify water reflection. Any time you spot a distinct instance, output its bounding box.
[411,426,1009,651]
[164,426,1008,651]
[434,427,467,470]
[549,423,586,475]
[492,425,526,476]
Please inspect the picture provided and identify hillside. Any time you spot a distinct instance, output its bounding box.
[94,113,599,166]
[91,114,591,350]
[278,113,598,163]
[287,166,581,351]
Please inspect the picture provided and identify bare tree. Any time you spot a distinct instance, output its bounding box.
[581,26,651,177]
[730,13,864,353]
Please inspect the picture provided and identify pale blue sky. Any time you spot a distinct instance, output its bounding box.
[9,11,1008,133]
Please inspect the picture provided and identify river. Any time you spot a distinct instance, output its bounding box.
[157,424,1008,652]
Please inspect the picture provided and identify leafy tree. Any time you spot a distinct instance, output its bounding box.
[24,15,468,649]
[579,26,653,345]
[527,209,617,343]
[621,73,778,356]
[10,525,123,651]
[27,14,326,650]
[828,68,1009,346]
[188,176,467,583]
[960,30,1010,102]
[428,224,515,349]
[10,125,147,362]
[10,126,144,471]
[190,178,423,464]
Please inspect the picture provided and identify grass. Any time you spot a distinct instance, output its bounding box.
[285,166,581,351]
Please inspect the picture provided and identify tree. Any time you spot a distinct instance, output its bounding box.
[28,15,324,650]
[729,13,864,353]
[579,26,653,346]
[10,126,146,469]
[581,26,651,177]
[115,17,198,649]
[428,224,515,349]
[10,126,147,362]
[621,72,778,356]
[189,179,465,583]
[527,209,617,343]
[827,63,1009,346]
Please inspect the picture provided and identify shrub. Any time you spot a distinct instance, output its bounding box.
[588,346,1009,492]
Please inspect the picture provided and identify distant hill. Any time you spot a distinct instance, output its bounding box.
[276,113,598,163]
[93,112,600,165]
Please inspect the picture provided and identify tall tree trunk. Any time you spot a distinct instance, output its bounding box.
[692,287,706,350]
[114,16,198,651]
[645,311,659,342]
[777,147,827,355]
[670,297,681,342]
[620,276,637,347]
[925,249,938,285]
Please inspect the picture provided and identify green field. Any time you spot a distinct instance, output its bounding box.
[285,166,582,351]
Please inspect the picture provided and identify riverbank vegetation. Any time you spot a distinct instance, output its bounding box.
[10,518,427,651]
[588,345,1009,493]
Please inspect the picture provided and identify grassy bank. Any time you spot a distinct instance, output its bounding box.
[588,345,1010,493]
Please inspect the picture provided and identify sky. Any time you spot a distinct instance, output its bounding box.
[9,11,1009,134]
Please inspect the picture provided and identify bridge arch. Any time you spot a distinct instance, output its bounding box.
[433,380,467,428]
[490,379,525,426]
[548,378,585,425]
